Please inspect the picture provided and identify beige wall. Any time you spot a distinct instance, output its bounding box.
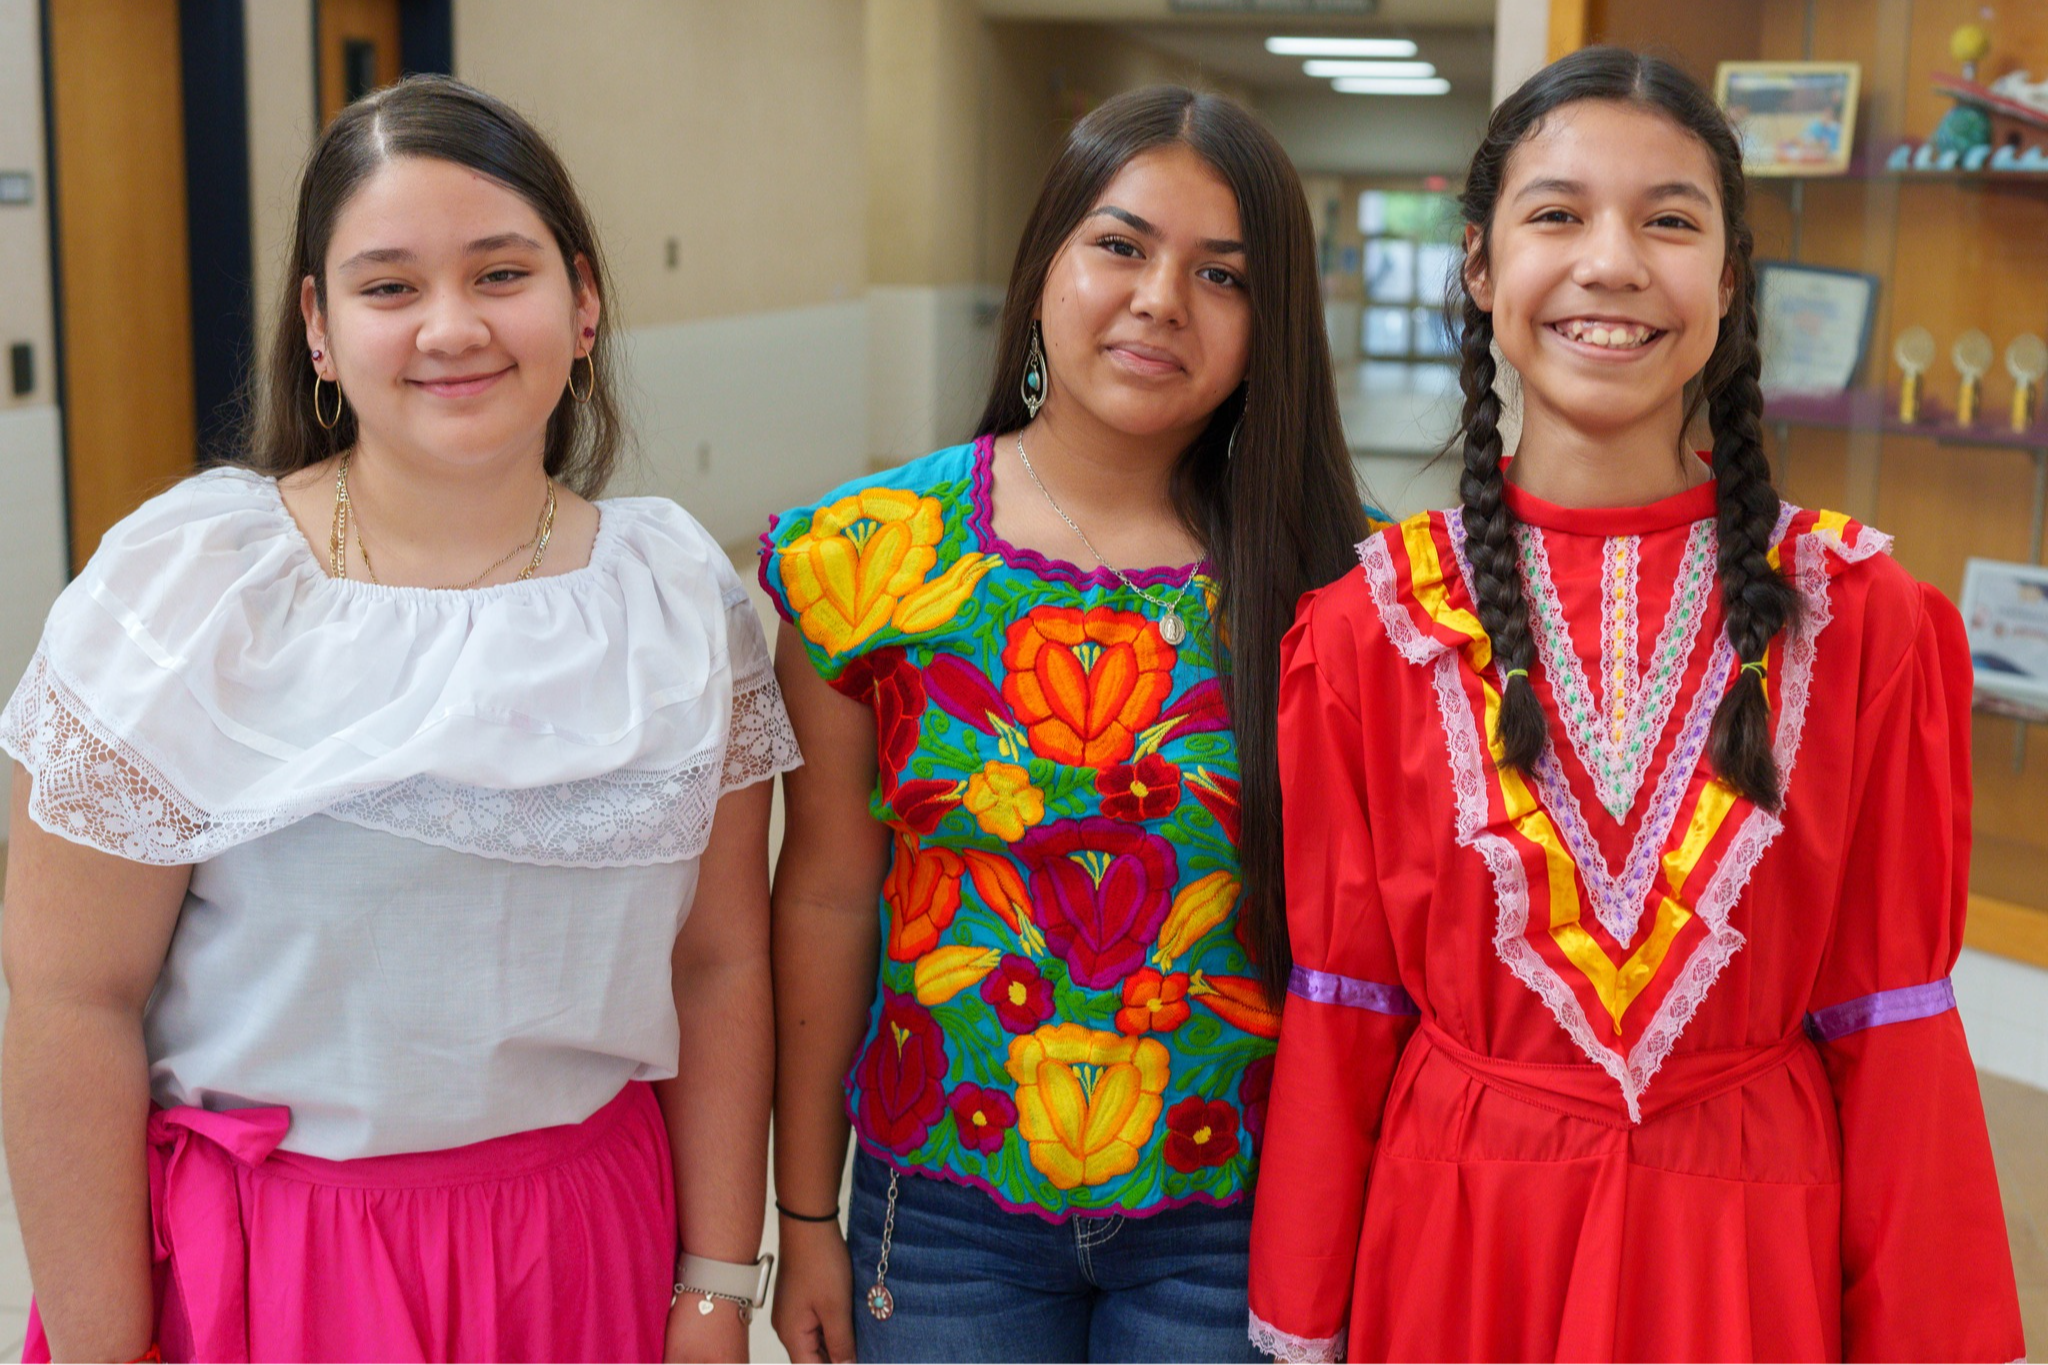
[244,0,316,361]
[0,0,55,410]
[0,0,70,839]
[457,0,867,329]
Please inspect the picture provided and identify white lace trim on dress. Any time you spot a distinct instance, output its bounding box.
[1249,1309,1347,1363]
[1363,506,1874,1120]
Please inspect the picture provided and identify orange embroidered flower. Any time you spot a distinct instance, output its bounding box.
[1000,606,1178,768]
[1006,1024,1170,1189]
[1114,968,1191,1036]
[962,761,1046,842]
[884,830,965,961]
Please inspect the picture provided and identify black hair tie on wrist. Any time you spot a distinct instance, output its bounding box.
[775,1200,840,1223]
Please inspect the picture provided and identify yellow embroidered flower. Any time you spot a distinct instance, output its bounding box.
[892,553,996,635]
[1005,1024,1170,1189]
[1152,871,1240,967]
[777,488,989,655]
[962,761,1046,842]
[912,945,1003,1006]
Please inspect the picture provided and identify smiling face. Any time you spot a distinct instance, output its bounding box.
[303,155,598,472]
[1036,143,1253,448]
[1468,99,1732,447]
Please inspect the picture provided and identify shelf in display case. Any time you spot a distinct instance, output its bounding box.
[1763,389,2048,450]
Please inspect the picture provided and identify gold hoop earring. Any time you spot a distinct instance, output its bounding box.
[312,373,343,431]
[568,353,596,404]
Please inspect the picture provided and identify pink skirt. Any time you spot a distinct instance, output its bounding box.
[25,1082,676,1363]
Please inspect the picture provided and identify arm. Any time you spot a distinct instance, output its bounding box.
[766,623,889,1365]
[2,764,188,1362]
[1247,595,1417,1363]
[1810,585,2022,1362]
[658,774,776,1364]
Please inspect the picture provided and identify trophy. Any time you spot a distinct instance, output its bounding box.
[2009,334,2048,433]
[1954,329,1994,425]
[1894,327,1936,423]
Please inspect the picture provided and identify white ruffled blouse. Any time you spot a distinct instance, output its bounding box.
[0,468,802,1158]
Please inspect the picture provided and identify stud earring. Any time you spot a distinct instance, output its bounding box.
[582,327,595,338]
[1021,321,1048,419]
[311,349,323,362]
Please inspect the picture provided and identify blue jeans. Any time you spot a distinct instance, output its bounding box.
[846,1151,1265,1363]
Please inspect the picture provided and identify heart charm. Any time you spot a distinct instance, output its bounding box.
[697,1297,715,1316]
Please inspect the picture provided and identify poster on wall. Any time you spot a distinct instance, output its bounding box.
[1960,557,2048,720]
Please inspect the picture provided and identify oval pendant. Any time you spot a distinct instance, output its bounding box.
[867,1284,895,1321]
[1159,610,1186,646]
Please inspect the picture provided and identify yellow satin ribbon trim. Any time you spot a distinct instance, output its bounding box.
[1401,516,1745,1034]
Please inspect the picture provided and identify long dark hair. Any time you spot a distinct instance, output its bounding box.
[1452,47,1797,808]
[977,86,1364,995]
[239,74,622,497]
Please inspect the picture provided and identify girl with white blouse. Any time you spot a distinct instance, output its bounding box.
[0,75,798,1363]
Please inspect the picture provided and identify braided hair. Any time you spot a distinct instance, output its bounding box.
[1451,47,1799,808]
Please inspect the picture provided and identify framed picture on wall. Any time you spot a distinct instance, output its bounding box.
[1961,557,2048,720]
[1756,261,1879,396]
[1716,61,1861,176]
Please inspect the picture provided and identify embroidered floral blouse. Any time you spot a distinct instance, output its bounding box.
[761,436,1274,1219]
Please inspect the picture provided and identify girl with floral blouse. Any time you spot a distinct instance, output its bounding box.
[762,86,1366,1363]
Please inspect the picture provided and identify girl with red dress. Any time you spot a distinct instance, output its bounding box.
[1247,48,2024,1362]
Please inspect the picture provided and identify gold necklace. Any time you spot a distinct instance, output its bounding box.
[330,455,558,589]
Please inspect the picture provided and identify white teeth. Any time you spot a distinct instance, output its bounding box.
[1559,320,1652,349]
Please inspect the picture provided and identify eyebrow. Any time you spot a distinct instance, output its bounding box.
[1088,205,1245,256]
[336,232,549,273]
[1512,176,1715,209]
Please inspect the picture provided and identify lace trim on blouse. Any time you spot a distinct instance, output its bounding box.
[3,649,800,868]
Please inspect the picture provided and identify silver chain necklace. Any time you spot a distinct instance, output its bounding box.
[1014,431,1195,646]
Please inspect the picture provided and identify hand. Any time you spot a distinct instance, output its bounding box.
[664,1293,750,1363]
[771,1218,856,1364]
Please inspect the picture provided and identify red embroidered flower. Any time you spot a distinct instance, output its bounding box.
[979,953,1055,1033]
[855,992,950,1153]
[831,648,925,795]
[947,1083,1018,1155]
[924,654,1012,734]
[1239,1055,1273,1157]
[1013,818,1179,990]
[1187,768,1241,847]
[1095,754,1182,823]
[1162,1096,1241,1173]
[889,778,963,836]
[1114,968,1191,1036]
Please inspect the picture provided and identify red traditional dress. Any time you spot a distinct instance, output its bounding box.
[1247,478,2024,1363]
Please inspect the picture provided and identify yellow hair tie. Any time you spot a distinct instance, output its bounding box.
[1741,661,1768,678]
[1504,668,1530,682]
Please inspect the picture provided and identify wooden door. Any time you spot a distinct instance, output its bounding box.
[319,0,402,124]
[46,0,196,573]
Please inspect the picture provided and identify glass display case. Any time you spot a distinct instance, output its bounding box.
[1584,0,2048,958]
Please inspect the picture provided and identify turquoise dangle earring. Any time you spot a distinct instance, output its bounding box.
[1021,321,1048,419]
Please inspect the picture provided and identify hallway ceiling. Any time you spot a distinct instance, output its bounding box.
[976,0,1494,24]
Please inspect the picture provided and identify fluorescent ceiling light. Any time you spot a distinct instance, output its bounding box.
[1333,77,1452,95]
[1265,36,1418,58]
[1303,59,1437,78]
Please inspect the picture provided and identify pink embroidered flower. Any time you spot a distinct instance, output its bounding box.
[947,1083,1018,1155]
[979,953,1055,1033]
[1013,818,1178,990]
